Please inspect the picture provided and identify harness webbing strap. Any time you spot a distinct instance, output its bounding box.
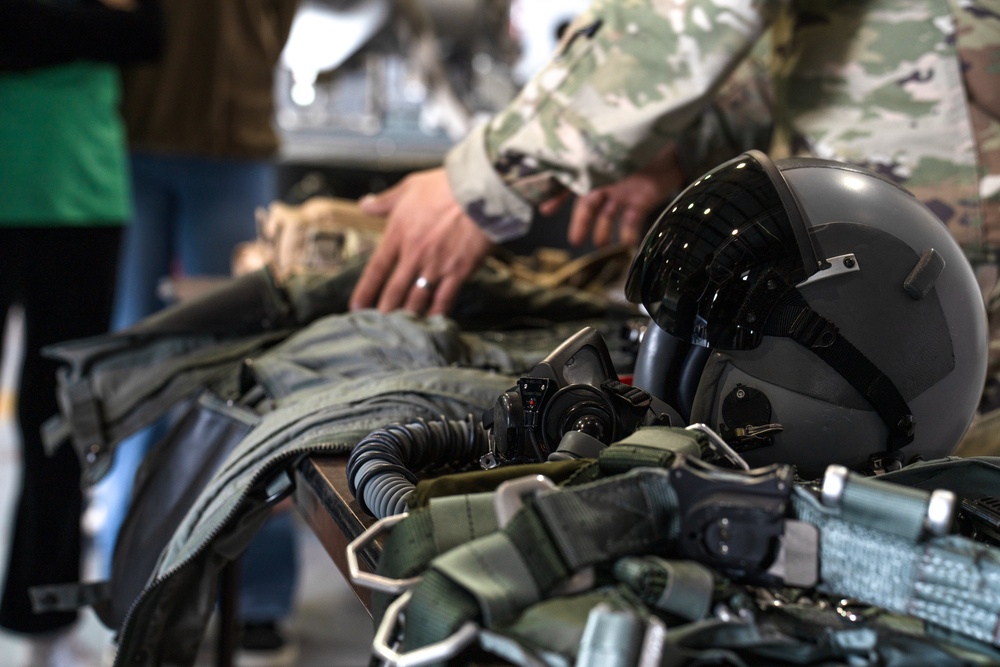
[402,568,481,654]
[575,603,645,667]
[369,493,499,622]
[410,458,592,508]
[597,427,703,477]
[533,469,680,572]
[426,493,499,555]
[433,533,541,627]
[502,504,575,595]
[402,469,681,655]
[794,488,1000,646]
[613,557,716,621]
[469,588,652,666]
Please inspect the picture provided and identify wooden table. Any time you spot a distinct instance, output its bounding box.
[291,453,510,666]
[292,453,380,616]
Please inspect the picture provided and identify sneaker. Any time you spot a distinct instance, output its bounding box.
[234,622,299,667]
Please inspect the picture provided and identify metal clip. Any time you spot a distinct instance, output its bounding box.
[372,590,479,667]
[796,253,860,288]
[686,423,750,470]
[821,464,956,540]
[835,598,881,624]
[735,423,784,439]
[347,513,423,594]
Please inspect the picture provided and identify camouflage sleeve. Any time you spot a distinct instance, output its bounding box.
[674,32,775,179]
[445,123,534,242]
[444,0,782,241]
[954,2,1000,256]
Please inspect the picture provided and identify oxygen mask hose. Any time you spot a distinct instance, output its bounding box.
[346,415,490,518]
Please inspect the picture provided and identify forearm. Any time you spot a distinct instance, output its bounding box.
[446,0,779,240]
[0,0,163,71]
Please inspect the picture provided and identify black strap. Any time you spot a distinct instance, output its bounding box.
[29,580,110,614]
[602,379,679,428]
[62,379,106,458]
[602,379,652,410]
[744,270,914,451]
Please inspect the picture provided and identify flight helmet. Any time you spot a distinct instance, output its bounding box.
[625,150,988,478]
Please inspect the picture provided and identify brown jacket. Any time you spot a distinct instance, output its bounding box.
[121,0,298,160]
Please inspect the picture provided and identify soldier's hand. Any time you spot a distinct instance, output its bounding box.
[540,143,685,248]
[349,168,494,316]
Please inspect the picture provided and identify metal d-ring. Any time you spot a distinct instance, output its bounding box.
[492,474,556,528]
[686,423,750,470]
[347,512,423,594]
[372,590,479,667]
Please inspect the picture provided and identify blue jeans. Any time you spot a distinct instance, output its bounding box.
[95,152,298,623]
[113,152,277,327]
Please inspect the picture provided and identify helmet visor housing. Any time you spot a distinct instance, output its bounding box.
[625,151,820,350]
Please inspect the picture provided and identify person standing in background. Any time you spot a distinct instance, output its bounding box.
[113,0,299,326]
[94,2,302,664]
[0,1,163,665]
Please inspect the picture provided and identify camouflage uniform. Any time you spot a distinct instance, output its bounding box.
[445,0,1000,267]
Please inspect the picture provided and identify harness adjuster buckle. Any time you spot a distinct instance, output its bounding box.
[789,309,838,349]
[671,455,795,584]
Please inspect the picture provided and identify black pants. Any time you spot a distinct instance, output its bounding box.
[0,225,122,634]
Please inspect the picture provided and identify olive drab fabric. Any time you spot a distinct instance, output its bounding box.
[42,253,635,485]
[447,0,1000,266]
[103,311,591,667]
[365,440,1000,667]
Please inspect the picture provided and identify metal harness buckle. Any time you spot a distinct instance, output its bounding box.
[372,590,479,667]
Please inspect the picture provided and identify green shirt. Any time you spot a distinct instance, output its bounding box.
[0,61,131,226]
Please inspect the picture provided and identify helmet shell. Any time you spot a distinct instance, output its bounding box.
[631,153,988,475]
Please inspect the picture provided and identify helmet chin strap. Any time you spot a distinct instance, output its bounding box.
[738,269,915,458]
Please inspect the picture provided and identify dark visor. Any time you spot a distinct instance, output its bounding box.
[625,150,821,350]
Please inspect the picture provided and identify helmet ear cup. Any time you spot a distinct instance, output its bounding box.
[691,343,890,479]
[632,324,710,423]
